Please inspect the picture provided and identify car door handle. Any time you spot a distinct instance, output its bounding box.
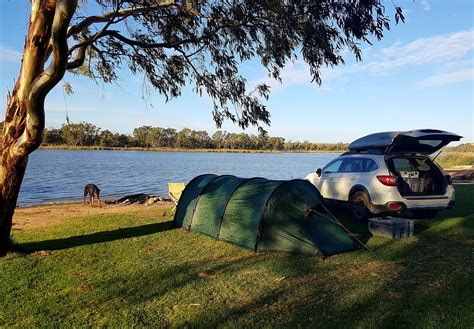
[350,176,357,180]
[328,177,335,181]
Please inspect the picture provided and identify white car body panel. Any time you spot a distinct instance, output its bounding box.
[305,153,455,213]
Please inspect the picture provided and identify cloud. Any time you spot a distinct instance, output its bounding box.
[443,59,474,70]
[250,28,474,92]
[248,60,348,93]
[248,61,310,92]
[419,68,473,87]
[421,0,432,11]
[362,28,473,74]
[0,45,22,62]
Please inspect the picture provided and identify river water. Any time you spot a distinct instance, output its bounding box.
[18,150,339,205]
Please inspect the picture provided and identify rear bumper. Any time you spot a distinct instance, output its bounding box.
[370,185,455,206]
[371,200,455,214]
[406,200,455,210]
[370,202,406,214]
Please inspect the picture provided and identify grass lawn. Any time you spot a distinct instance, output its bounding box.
[1,185,473,328]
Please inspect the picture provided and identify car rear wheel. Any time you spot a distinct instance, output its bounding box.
[350,191,373,221]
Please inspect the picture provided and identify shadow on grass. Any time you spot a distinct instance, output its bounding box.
[6,187,474,327]
[325,203,373,244]
[328,203,440,241]
[9,186,474,326]
[17,221,175,252]
[199,214,474,327]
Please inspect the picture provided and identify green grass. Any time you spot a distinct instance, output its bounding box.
[1,186,474,328]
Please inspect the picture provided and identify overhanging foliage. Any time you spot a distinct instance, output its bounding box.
[67,0,404,130]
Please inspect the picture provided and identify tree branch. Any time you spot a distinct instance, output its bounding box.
[67,1,178,70]
[67,17,249,70]
[67,1,175,37]
[100,30,200,49]
[67,1,122,70]
[175,48,222,100]
[67,42,87,69]
[90,44,108,68]
[16,0,78,155]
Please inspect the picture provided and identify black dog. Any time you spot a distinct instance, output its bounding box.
[83,184,102,208]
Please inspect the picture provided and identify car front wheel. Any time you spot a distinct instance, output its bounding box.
[350,191,373,221]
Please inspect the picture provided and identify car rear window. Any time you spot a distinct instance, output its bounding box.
[419,139,443,147]
[392,158,412,172]
[392,157,432,173]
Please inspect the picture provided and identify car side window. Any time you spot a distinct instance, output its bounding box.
[362,158,378,172]
[340,158,363,173]
[323,159,343,174]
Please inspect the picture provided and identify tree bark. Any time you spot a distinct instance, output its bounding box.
[0,0,77,256]
[0,136,28,255]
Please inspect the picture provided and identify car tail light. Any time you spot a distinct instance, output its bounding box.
[377,175,398,186]
[387,202,402,211]
[445,175,452,185]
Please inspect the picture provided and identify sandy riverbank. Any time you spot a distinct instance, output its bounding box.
[12,201,173,231]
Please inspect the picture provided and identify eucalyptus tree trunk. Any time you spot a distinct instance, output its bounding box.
[0,0,77,256]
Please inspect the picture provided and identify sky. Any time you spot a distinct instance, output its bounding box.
[0,0,473,144]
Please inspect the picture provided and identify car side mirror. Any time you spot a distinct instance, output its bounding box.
[316,168,322,177]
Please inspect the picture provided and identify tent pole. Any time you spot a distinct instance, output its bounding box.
[316,205,374,255]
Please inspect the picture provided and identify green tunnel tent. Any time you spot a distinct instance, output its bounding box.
[173,175,359,257]
[174,174,218,228]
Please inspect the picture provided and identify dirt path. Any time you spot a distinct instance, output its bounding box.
[12,201,173,231]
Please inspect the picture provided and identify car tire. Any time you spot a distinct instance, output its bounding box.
[350,191,373,221]
[411,210,438,219]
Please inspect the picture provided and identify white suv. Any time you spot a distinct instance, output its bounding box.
[305,129,462,220]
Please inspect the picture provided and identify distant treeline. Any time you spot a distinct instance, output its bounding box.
[2,121,473,153]
[440,143,474,168]
[0,121,348,151]
[447,143,474,152]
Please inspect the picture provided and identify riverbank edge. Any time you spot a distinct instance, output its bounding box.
[17,179,473,209]
[17,198,174,209]
[39,145,345,153]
